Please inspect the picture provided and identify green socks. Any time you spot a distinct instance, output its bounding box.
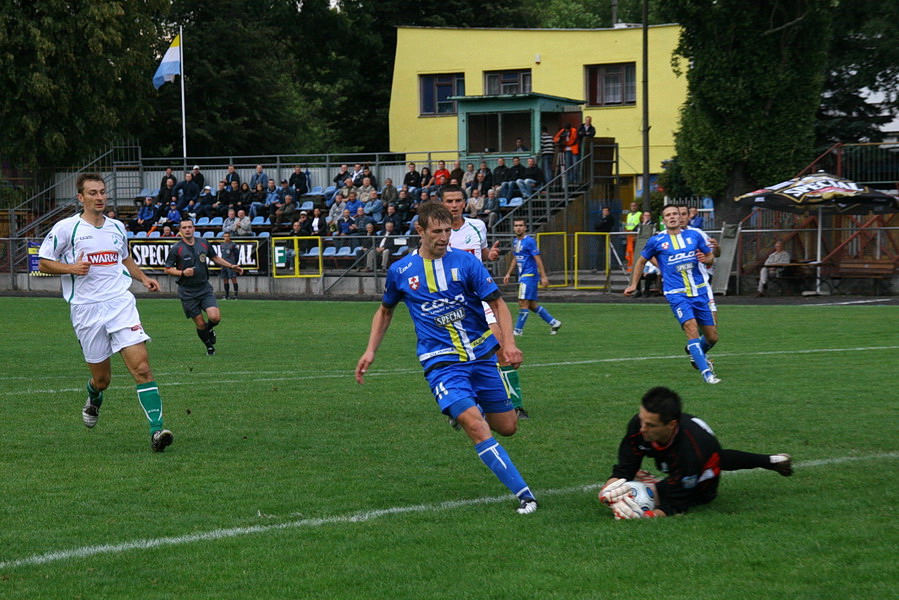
[136,381,164,433]
[87,378,103,407]
[500,365,523,409]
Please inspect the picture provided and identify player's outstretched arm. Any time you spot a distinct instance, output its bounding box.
[123,256,159,292]
[355,305,394,384]
[211,255,244,275]
[624,256,648,296]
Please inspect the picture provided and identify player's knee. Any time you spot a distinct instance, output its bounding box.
[92,374,111,390]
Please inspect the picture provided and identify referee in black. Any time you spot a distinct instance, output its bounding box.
[164,218,243,355]
[598,386,793,519]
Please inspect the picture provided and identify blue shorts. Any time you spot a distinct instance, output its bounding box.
[517,275,539,301]
[667,293,715,327]
[424,360,512,419]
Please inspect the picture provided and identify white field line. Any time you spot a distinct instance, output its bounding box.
[1,345,898,396]
[797,299,896,307]
[1,452,896,571]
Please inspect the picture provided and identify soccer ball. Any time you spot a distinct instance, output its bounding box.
[627,481,656,513]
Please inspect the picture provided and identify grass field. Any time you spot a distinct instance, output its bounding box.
[0,295,897,599]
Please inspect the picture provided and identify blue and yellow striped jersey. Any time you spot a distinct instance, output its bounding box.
[641,229,712,297]
[383,248,500,371]
[512,235,540,278]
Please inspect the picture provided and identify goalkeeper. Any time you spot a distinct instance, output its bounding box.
[598,386,793,519]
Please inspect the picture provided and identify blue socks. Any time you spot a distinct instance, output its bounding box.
[515,309,530,332]
[686,338,711,374]
[700,335,716,354]
[535,305,556,324]
[475,437,534,500]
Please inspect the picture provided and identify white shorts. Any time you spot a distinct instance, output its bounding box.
[70,294,151,363]
[482,301,497,325]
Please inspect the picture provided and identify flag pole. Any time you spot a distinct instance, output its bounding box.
[179,25,187,160]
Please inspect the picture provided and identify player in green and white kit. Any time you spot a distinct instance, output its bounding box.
[38,173,173,452]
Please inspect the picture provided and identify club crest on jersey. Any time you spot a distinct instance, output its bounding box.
[660,242,670,250]
[130,324,143,332]
[86,251,118,266]
[408,275,420,290]
[199,253,207,262]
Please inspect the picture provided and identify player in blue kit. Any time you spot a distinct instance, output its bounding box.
[625,205,720,384]
[502,218,561,336]
[355,202,538,514]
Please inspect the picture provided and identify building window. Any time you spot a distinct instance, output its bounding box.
[467,112,531,153]
[586,63,636,106]
[420,73,465,115]
[485,70,532,95]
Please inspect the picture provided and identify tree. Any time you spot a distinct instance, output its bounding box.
[659,1,833,222]
[0,0,169,169]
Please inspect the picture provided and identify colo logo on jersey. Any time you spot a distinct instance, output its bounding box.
[87,251,118,266]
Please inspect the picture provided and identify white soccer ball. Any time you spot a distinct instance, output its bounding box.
[627,481,656,513]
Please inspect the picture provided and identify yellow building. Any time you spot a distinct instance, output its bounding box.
[389,24,686,198]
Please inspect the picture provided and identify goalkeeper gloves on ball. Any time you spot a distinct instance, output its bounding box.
[598,478,630,506]
[611,496,656,520]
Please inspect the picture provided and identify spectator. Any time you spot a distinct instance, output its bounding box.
[350,163,365,186]
[357,222,378,270]
[164,201,182,225]
[383,203,405,233]
[633,259,660,297]
[364,190,384,224]
[248,183,268,219]
[514,137,529,152]
[624,201,642,268]
[332,164,350,187]
[157,178,176,207]
[131,196,158,232]
[220,180,241,213]
[273,194,297,230]
[289,165,309,197]
[476,161,493,188]
[449,160,465,186]
[482,189,499,229]
[191,165,205,190]
[433,161,451,187]
[540,126,555,183]
[470,171,490,199]
[361,165,378,190]
[337,177,358,202]
[757,240,791,297]
[381,177,398,206]
[222,208,238,235]
[364,220,399,272]
[358,176,376,203]
[249,164,269,190]
[345,191,363,216]
[419,167,434,195]
[275,179,291,203]
[501,157,525,199]
[174,172,200,211]
[238,182,252,212]
[197,185,217,218]
[329,193,348,225]
[292,211,313,236]
[516,157,544,197]
[334,208,355,246]
[351,206,371,234]
[461,163,477,191]
[403,162,421,191]
[160,167,177,191]
[183,198,200,221]
[161,224,176,237]
[492,158,509,197]
[688,206,704,229]
[595,206,616,271]
[209,182,227,217]
[554,122,579,182]
[309,207,328,237]
[576,116,596,160]
[395,189,412,222]
[466,188,485,219]
[234,209,252,237]
[264,180,282,217]
[224,164,240,187]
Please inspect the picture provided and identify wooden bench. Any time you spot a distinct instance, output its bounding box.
[829,258,896,293]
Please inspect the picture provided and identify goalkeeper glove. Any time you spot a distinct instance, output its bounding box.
[599,478,630,506]
[611,496,656,520]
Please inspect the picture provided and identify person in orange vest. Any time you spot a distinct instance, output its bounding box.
[553,123,579,183]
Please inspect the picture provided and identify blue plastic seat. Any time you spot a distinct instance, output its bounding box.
[196,216,210,226]
[202,231,215,238]
[148,231,161,238]
[308,186,324,195]
[299,201,315,212]
[499,197,508,207]
[135,231,148,238]
[216,231,225,238]
[257,231,270,238]
[209,216,223,226]
[335,246,352,257]
[322,247,337,257]
[305,246,321,257]
[509,197,523,207]
[126,230,135,238]
[251,216,265,225]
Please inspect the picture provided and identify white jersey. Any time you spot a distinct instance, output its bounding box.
[449,217,488,259]
[39,214,133,304]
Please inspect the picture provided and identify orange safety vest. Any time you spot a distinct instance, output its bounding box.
[553,127,579,155]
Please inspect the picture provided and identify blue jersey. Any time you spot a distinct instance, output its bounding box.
[512,235,540,278]
[383,248,501,372]
[641,229,712,297]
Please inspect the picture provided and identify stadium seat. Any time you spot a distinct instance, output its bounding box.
[304,246,321,257]
[322,247,337,257]
[196,216,210,226]
[209,216,223,226]
[299,201,315,212]
[148,231,161,238]
[307,186,324,196]
[257,231,270,238]
[216,231,225,237]
[135,231,148,238]
[335,246,352,257]
[203,231,215,238]
[499,197,508,207]
[509,197,523,207]
[251,216,265,225]
[126,230,135,238]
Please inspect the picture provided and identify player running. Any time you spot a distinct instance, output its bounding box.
[164,218,243,356]
[678,204,721,369]
[440,186,529,418]
[598,386,792,519]
[625,205,720,384]
[38,173,174,452]
[503,218,562,336]
[355,202,538,514]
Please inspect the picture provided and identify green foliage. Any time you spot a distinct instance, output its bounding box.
[0,297,897,597]
[660,1,832,216]
[0,0,168,168]
[535,0,668,29]
[816,0,899,147]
